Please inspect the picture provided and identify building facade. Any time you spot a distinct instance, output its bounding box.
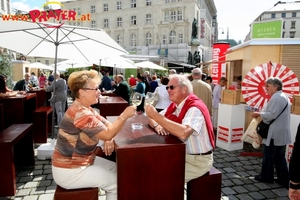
[62,0,217,65]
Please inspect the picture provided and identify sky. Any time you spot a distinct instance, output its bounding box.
[11,0,296,42]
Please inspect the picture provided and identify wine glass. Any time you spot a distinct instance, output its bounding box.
[145,92,154,106]
[131,92,142,106]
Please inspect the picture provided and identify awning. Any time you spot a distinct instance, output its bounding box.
[196,59,242,66]
[167,62,196,68]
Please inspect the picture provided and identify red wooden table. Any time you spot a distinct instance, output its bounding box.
[28,89,51,108]
[115,115,186,200]
[0,93,37,129]
[98,96,128,119]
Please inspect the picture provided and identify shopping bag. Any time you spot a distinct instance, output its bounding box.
[241,118,261,149]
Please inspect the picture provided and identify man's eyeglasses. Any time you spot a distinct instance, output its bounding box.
[82,88,99,91]
[166,85,177,90]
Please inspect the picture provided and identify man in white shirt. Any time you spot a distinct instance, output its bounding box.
[212,77,227,130]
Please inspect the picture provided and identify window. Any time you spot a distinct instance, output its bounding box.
[104,4,108,11]
[131,0,136,8]
[37,60,41,63]
[146,0,151,6]
[291,21,296,29]
[290,31,295,38]
[271,13,276,18]
[131,33,137,46]
[164,12,169,22]
[45,60,49,65]
[131,16,137,25]
[116,34,122,45]
[177,10,182,21]
[165,0,170,3]
[77,8,81,15]
[283,21,285,29]
[169,30,176,44]
[292,12,296,17]
[91,5,96,13]
[178,33,183,43]
[91,20,96,28]
[77,21,81,26]
[146,14,152,24]
[146,32,152,45]
[104,19,109,28]
[117,2,122,10]
[282,32,285,38]
[281,13,286,18]
[162,34,167,44]
[117,17,122,27]
[73,8,76,12]
[171,11,176,21]
[171,0,176,2]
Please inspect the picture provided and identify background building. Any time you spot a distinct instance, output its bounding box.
[245,1,300,41]
[62,0,217,67]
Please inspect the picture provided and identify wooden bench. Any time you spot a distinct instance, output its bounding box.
[187,166,222,200]
[0,124,34,196]
[33,106,53,143]
[54,185,98,200]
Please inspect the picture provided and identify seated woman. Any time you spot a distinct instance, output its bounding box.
[51,69,136,200]
[0,75,19,96]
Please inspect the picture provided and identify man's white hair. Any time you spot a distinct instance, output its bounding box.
[169,74,193,94]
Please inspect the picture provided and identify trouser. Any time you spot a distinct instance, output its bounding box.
[212,108,218,128]
[260,139,289,186]
[185,153,213,182]
[52,101,66,126]
[52,156,117,200]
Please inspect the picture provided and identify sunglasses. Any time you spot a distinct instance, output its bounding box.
[82,88,99,91]
[166,85,178,90]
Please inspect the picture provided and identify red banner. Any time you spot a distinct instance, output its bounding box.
[212,42,230,85]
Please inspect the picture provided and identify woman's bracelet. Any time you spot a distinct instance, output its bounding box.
[118,115,125,121]
[290,182,300,190]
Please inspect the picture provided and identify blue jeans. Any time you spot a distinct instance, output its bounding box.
[260,139,289,186]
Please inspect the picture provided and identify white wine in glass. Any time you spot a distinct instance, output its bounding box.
[132,92,142,106]
[145,92,154,106]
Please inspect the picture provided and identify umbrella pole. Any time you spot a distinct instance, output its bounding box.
[51,28,59,139]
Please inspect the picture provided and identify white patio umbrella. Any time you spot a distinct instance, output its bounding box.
[95,56,137,69]
[49,59,93,71]
[135,61,167,70]
[0,20,128,139]
[29,62,53,70]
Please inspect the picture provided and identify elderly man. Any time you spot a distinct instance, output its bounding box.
[45,71,67,126]
[145,74,215,182]
[113,74,131,104]
[191,68,212,115]
[13,73,37,91]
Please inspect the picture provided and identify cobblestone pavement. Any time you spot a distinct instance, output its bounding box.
[0,140,289,200]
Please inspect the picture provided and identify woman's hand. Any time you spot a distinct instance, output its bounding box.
[103,139,115,156]
[252,112,260,118]
[122,105,136,119]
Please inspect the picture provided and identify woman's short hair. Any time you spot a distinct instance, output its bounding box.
[266,77,283,91]
[68,69,100,98]
[160,76,169,85]
[169,74,193,94]
[151,75,157,80]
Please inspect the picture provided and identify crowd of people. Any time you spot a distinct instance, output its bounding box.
[1,67,299,200]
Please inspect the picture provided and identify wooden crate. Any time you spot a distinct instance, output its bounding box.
[292,95,300,115]
[221,89,241,105]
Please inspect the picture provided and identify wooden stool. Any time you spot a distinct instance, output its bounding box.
[33,106,53,143]
[54,185,98,200]
[187,167,222,200]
